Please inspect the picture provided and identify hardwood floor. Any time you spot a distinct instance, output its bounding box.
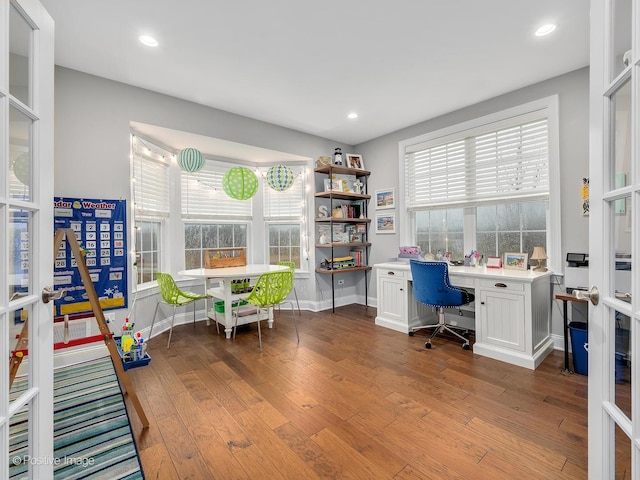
[125,305,588,479]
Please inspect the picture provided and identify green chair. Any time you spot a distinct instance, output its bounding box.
[278,260,301,315]
[150,272,212,349]
[233,270,299,351]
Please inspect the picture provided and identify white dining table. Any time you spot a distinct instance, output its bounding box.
[179,264,289,338]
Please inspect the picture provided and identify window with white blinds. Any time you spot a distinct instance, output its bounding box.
[181,161,252,219]
[132,143,170,217]
[405,116,549,210]
[263,168,304,219]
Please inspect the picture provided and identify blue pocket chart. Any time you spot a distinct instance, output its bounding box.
[53,197,128,318]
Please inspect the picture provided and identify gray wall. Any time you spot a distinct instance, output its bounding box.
[355,67,590,339]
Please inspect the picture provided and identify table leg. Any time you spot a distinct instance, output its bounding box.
[204,278,211,327]
[562,300,572,374]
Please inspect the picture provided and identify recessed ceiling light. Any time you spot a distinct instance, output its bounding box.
[535,24,556,37]
[139,35,158,47]
[347,112,358,119]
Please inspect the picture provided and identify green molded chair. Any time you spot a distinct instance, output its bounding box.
[278,260,301,315]
[233,270,299,351]
[150,272,212,349]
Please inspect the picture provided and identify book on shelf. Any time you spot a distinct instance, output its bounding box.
[349,249,364,267]
[331,202,364,219]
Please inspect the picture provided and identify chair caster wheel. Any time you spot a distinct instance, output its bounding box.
[409,331,415,336]
[462,343,470,350]
[425,342,432,349]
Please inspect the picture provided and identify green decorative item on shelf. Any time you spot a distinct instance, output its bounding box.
[222,166,258,200]
[177,148,204,173]
[266,164,294,191]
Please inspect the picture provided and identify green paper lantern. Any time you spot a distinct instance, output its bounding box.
[266,164,294,191]
[222,167,258,200]
[177,148,204,172]
[12,153,30,186]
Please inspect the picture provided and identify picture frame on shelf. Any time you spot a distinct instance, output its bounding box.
[350,233,363,243]
[324,178,343,192]
[355,223,367,234]
[375,213,395,234]
[345,154,365,170]
[504,252,528,270]
[375,188,395,209]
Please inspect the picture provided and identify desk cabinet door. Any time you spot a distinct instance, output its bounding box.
[478,289,526,352]
[378,275,406,324]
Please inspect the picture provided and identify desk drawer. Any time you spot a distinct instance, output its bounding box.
[379,269,405,278]
[449,275,474,288]
[479,279,525,292]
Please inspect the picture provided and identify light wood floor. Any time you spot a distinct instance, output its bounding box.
[125,305,588,479]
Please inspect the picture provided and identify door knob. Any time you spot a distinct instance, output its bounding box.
[42,286,66,304]
[575,286,599,306]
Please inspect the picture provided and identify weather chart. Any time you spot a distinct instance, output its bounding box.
[53,197,128,317]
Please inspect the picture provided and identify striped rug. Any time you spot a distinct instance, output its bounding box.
[9,356,144,479]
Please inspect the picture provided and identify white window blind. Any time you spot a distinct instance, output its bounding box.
[263,168,304,219]
[133,145,170,217]
[181,161,253,219]
[405,117,549,210]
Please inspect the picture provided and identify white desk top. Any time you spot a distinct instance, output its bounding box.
[375,261,552,283]
[179,264,288,279]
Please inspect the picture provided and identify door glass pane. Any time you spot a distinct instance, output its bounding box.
[614,198,632,296]
[9,209,31,299]
[8,400,30,479]
[9,4,31,107]
[614,310,631,418]
[615,423,631,479]
[611,81,631,191]
[610,0,632,80]
[9,107,32,201]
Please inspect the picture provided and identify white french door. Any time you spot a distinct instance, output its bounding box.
[1,1,54,479]
[589,0,639,477]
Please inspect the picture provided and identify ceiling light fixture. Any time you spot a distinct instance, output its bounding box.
[535,24,556,37]
[347,112,358,119]
[139,35,158,47]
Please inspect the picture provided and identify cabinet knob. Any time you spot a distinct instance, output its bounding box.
[494,283,507,288]
[388,271,395,276]
[480,301,485,305]
[400,288,403,291]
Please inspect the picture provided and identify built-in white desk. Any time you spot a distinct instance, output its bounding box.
[374,262,554,370]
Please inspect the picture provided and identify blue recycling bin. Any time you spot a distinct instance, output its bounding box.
[569,322,588,375]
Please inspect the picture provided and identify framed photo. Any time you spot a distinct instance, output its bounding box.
[375,213,396,234]
[504,252,528,270]
[324,178,343,192]
[486,256,502,269]
[375,189,395,209]
[355,223,367,234]
[349,233,363,243]
[345,154,365,170]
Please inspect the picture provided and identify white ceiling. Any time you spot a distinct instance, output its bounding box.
[40,0,590,148]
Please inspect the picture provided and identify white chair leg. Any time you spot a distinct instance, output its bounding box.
[293,287,301,315]
[167,305,177,349]
[193,301,196,328]
[257,312,263,351]
[290,307,300,344]
[149,302,161,341]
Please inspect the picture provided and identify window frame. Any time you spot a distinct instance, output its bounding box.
[399,96,561,271]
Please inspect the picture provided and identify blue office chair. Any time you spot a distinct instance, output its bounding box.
[409,260,475,350]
